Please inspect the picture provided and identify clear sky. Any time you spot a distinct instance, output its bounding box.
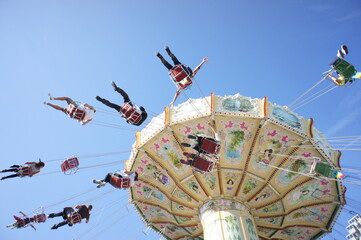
[1,0,361,239]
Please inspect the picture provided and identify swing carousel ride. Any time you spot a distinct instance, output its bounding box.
[125,93,346,240]
[6,46,359,239]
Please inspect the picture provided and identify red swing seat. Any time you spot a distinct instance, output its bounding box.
[18,166,33,177]
[191,155,215,173]
[61,157,79,175]
[198,138,221,156]
[120,102,142,125]
[16,219,27,228]
[66,104,86,121]
[67,213,82,225]
[34,213,47,223]
[110,175,131,189]
[169,65,193,90]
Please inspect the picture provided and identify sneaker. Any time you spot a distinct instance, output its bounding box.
[181,143,191,147]
[51,225,58,230]
[341,45,348,55]
[48,93,53,100]
[187,135,197,140]
[111,81,118,91]
[96,96,103,102]
[43,101,49,105]
[155,52,163,58]
[93,179,102,184]
[337,50,344,59]
[48,213,55,218]
[165,46,171,54]
[183,152,194,158]
[180,159,190,165]
[97,182,106,188]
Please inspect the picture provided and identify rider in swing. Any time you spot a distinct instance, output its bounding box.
[155,46,209,106]
[44,95,95,125]
[180,152,197,166]
[48,204,92,230]
[6,211,36,230]
[92,170,138,189]
[180,123,220,155]
[327,45,361,86]
[0,159,45,180]
[96,81,147,126]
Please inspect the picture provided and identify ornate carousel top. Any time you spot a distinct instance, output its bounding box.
[126,93,346,240]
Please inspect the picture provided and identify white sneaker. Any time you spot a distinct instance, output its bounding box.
[97,182,106,188]
[341,45,348,55]
[93,179,102,184]
[337,50,344,59]
[48,93,53,100]
[43,101,49,105]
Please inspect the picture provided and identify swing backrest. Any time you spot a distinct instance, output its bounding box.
[66,104,86,121]
[110,175,131,189]
[61,157,80,175]
[67,213,82,225]
[18,166,32,177]
[331,58,357,79]
[314,162,334,178]
[191,155,215,173]
[16,219,27,228]
[169,65,193,89]
[199,138,221,156]
[34,213,47,223]
[120,102,142,125]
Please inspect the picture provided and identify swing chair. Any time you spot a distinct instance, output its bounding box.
[67,212,82,225]
[61,157,79,175]
[120,102,143,125]
[34,213,47,223]
[18,166,33,177]
[169,65,193,90]
[32,206,47,223]
[32,207,47,223]
[190,155,216,174]
[309,158,339,178]
[331,58,357,79]
[110,174,131,189]
[324,58,357,86]
[66,104,86,121]
[197,137,221,158]
[13,219,28,228]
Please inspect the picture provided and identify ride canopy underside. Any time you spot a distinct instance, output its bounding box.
[126,93,345,240]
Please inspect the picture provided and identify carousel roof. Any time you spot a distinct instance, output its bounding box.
[126,93,346,240]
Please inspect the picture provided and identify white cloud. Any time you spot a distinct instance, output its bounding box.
[334,10,361,23]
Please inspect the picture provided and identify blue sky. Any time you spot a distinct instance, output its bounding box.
[1,0,361,239]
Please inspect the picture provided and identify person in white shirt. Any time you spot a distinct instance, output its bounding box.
[92,170,138,189]
[0,159,45,180]
[44,94,95,125]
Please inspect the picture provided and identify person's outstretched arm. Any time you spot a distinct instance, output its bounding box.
[192,58,210,76]
[170,90,181,107]
[83,103,94,110]
[25,162,37,165]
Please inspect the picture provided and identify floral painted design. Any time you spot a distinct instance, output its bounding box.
[242,179,257,194]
